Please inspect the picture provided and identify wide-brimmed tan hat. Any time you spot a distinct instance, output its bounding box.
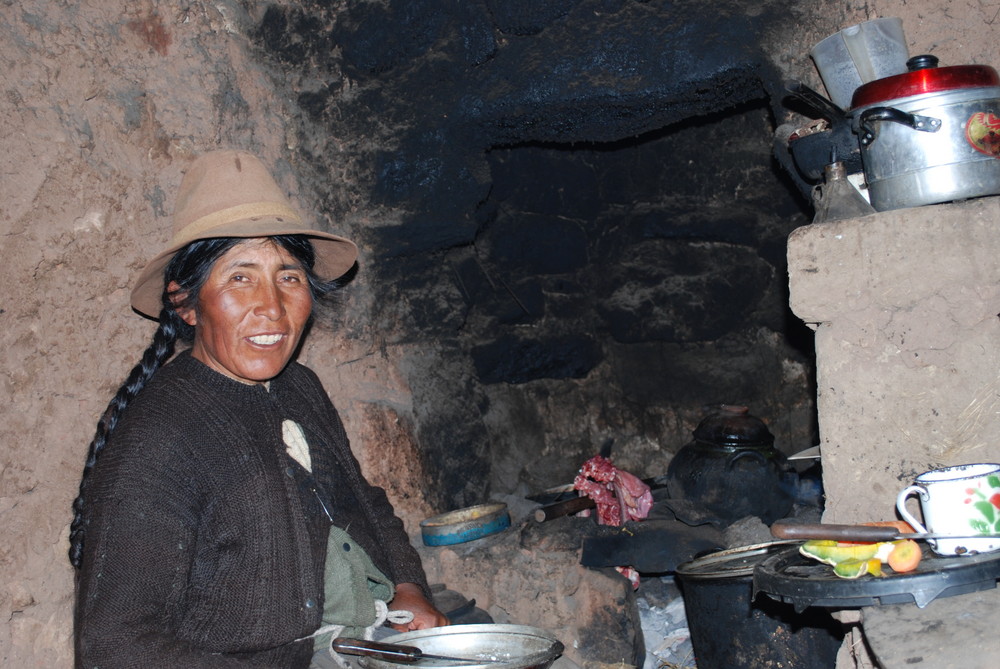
[130,149,358,318]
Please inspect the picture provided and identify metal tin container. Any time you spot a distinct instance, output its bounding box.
[420,503,511,546]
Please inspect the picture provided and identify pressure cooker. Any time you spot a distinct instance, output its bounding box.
[850,54,1000,211]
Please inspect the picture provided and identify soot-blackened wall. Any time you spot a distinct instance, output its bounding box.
[255,0,817,510]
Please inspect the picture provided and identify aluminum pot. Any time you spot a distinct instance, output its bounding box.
[850,55,1000,211]
[358,624,564,669]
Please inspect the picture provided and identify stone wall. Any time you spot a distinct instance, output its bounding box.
[260,0,830,511]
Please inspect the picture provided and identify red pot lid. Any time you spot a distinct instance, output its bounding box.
[851,56,1000,109]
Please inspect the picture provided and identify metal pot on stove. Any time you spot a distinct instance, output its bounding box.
[850,54,1000,211]
[666,405,795,525]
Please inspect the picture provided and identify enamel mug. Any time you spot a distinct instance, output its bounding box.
[896,463,1000,556]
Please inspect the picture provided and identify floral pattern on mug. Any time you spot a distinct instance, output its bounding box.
[966,475,1000,534]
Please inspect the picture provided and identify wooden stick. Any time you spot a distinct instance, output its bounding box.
[534,495,595,522]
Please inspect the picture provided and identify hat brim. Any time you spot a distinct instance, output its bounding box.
[129,216,358,319]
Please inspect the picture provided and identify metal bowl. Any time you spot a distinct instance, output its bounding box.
[420,503,511,546]
[360,624,564,669]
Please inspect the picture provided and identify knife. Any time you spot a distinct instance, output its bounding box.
[771,522,1000,542]
[331,637,498,665]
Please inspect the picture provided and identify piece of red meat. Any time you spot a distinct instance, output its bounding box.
[573,454,653,526]
[573,454,653,590]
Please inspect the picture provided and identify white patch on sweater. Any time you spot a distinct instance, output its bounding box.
[283,419,312,473]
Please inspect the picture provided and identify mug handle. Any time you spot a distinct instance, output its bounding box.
[896,484,929,533]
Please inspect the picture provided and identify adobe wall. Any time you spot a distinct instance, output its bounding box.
[788,199,1000,522]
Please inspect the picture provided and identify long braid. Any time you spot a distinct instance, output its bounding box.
[67,238,221,569]
[68,308,183,568]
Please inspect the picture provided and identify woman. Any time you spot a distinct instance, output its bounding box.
[69,150,447,667]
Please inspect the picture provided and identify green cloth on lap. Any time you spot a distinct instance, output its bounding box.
[314,525,395,651]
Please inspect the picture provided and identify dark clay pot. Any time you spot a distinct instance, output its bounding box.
[666,405,795,524]
[676,544,844,669]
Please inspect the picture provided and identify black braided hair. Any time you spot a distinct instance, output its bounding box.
[68,235,351,568]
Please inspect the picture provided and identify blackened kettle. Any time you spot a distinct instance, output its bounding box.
[666,405,795,524]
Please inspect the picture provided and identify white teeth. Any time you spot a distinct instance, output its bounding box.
[249,334,283,345]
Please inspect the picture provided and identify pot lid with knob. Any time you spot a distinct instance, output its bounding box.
[850,54,1000,109]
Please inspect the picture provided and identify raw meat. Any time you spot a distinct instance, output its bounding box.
[574,454,653,589]
[573,454,653,526]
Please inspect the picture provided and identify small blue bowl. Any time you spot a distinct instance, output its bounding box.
[420,503,511,546]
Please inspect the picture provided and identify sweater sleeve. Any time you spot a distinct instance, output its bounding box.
[74,427,304,669]
[75,434,249,667]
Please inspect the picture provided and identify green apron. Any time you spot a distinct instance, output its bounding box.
[314,525,395,652]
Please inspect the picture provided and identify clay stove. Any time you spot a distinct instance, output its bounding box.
[787,198,1000,668]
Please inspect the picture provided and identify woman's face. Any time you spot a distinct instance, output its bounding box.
[178,238,313,384]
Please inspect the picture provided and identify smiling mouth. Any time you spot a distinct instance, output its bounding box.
[248,334,284,346]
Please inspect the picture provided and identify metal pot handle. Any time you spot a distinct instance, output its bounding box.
[725,449,768,470]
[857,106,942,146]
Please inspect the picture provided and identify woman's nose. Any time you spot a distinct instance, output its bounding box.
[254,281,285,320]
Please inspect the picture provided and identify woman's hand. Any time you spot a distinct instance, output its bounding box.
[390,583,450,631]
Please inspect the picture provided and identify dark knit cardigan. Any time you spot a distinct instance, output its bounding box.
[75,351,430,668]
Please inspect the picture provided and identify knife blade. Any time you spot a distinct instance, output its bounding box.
[771,522,1000,542]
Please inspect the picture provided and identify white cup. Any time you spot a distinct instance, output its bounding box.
[896,463,1000,556]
